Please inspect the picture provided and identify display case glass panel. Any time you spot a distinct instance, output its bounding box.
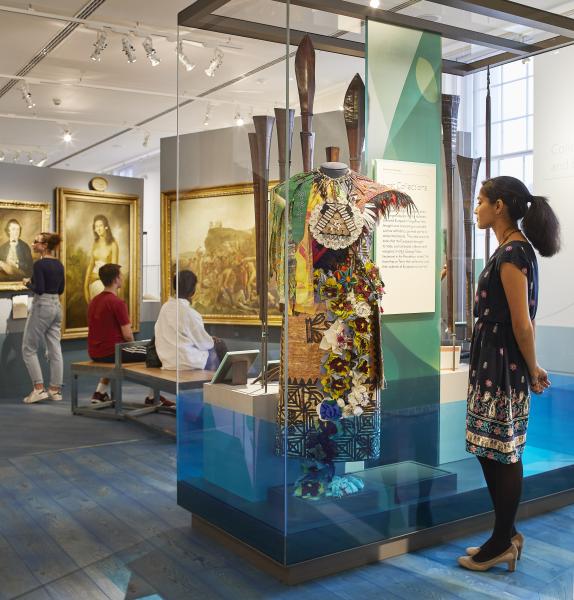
[175,0,574,570]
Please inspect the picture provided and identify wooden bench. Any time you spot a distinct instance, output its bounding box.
[70,341,215,432]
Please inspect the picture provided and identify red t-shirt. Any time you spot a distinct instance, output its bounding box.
[88,291,130,358]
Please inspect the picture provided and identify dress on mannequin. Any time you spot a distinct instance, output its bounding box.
[270,164,414,473]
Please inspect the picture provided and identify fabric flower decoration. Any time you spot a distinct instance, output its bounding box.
[342,404,354,417]
[352,317,369,334]
[319,319,347,354]
[321,275,339,299]
[352,370,368,386]
[354,301,371,318]
[331,377,350,395]
[316,400,342,421]
[327,355,349,375]
[335,265,357,291]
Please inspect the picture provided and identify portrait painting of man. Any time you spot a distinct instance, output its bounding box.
[161,183,280,325]
[0,201,50,291]
[57,188,140,339]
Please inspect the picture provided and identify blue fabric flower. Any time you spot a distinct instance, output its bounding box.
[317,400,342,421]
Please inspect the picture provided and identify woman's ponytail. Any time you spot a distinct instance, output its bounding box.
[522,196,561,257]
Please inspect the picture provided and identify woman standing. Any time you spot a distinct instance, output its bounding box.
[84,214,118,303]
[22,232,65,404]
[458,176,560,572]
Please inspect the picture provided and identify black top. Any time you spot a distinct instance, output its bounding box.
[27,258,65,295]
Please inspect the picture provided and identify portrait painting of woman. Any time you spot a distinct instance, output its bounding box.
[57,188,139,339]
[84,214,119,302]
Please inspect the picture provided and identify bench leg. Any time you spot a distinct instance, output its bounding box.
[113,378,123,416]
[154,388,161,403]
[71,374,78,414]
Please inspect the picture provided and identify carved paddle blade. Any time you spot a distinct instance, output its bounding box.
[344,73,365,173]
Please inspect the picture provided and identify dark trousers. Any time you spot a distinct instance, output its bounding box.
[90,344,147,364]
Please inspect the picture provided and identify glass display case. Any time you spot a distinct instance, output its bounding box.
[172,0,574,581]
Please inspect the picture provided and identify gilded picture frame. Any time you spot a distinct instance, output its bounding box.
[57,188,140,340]
[0,200,51,291]
[161,183,280,326]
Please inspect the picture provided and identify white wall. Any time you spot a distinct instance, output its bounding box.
[108,153,161,300]
[533,47,574,373]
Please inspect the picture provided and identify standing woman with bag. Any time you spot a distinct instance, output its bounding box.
[458,176,560,572]
[21,232,65,404]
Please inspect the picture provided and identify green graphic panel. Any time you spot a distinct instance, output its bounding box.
[367,22,442,414]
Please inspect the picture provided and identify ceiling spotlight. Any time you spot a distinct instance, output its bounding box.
[234,111,244,127]
[20,82,35,109]
[143,37,160,67]
[121,36,137,63]
[0,150,5,161]
[143,131,150,147]
[203,103,211,126]
[62,129,72,143]
[369,0,380,7]
[90,30,108,62]
[36,154,47,167]
[12,151,20,163]
[177,41,195,72]
[205,48,224,78]
[28,152,34,164]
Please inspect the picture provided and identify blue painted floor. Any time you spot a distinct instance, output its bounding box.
[1,432,574,599]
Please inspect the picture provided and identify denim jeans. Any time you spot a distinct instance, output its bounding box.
[22,294,63,387]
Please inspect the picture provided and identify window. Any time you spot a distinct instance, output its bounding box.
[471,59,534,261]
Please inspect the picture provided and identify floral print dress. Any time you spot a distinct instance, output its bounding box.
[466,240,538,464]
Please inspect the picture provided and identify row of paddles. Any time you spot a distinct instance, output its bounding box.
[442,94,483,341]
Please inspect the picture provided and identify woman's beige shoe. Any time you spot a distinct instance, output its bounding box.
[458,543,518,572]
[466,532,524,560]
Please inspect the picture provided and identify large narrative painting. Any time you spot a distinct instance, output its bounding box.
[161,183,280,325]
[57,188,140,339]
[0,200,50,291]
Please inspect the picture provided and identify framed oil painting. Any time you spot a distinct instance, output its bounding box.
[57,188,140,339]
[0,200,51,291]
[161,183,280,325]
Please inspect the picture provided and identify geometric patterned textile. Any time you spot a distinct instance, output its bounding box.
[275,312,381,461]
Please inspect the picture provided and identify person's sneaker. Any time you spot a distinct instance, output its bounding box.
[145,395,175,408]
[23,389,49,404]
[91,391,111,404]
[48,389,63,402]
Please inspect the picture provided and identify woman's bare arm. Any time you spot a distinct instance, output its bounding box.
[500,263,548,393]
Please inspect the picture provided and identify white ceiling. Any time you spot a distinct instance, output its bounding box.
[0,0,572,174]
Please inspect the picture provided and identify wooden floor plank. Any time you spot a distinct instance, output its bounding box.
[65,449,188,529]
[0,531,41,598]
[353,560,470,600]
[0,490,78,586]
[385,552,537,599]
[0,465,113,569]
[9,588,53,600]
[9,454,99,513]
[83,550,162,600]
[42,570,112,600]
[124,547,223,600]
